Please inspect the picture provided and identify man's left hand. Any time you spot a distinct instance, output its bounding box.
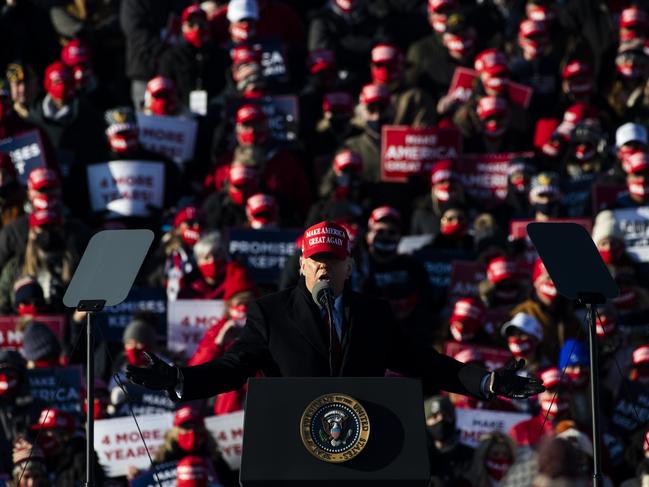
[490,359,545,399]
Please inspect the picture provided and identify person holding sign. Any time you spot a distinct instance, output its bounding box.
[127,221,544,410]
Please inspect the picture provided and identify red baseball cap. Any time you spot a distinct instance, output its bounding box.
[474,48,508,76]
[173,406,203,427]
[301,221,351,260]
[368,206,401,228]
[430,159,454,185]
[174,206,201,228]
[308,49,336,74]
[61,39,92,67]
[519,19,547,38]
[539,367,567,388]
[450,297,485,329]
[229,164,258,186]
[596,314,616,337]
[181,4,207,23]
[231,45,262,65]
[323,91,354,114]
[29,208,62,228]
[477,96,508,119]
[371,44,401,64]
[146,76,175,96]
[620,7,649,29]
[428,0,457,12]
[246,193,277,217]
[486,256,517,284]
[333,150,362,174]
[454,348,482,364]
[562,60,591,79]
[359,83,390,105]
[28,168,60,191]
[235,104,266,124]
[32,408,76,432]
[633,345,649,365]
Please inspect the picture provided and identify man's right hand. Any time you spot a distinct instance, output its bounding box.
[125,352,178,391]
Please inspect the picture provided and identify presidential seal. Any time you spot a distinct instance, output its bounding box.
[300,393,370,463]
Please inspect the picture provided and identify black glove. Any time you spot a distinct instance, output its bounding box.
[490,359,545,399]
[125,352,178,391]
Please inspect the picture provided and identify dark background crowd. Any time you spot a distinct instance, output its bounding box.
[1,0,649,485]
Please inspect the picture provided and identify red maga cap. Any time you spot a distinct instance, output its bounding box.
[61,39,92,67]
[519,18,547,38]
[474,48,508,76]
[477,96,508,119]
[32,408,76,432]
[301,221,351,259]
[308,49,336,74]
[359,83,390,105]
[620,7,649,29]
[323,91,354,114]
[371,44,401,64]
[430,159,454,185]
[146,76,175,95]
[368,206,401,227]
[486,256,517,284]
[562,60,591,79]
[450,297,485,329]
[428,0,457,12]
[181,4,207,23]
[174,406,203,427]
[633,345,649,365]
[174,206,200,228]
[236,104,266,124]
[29,208,62,228]
[333,150,363,174]
[28,168,60,191]
[539,367,567,388]
[231,45,262,65]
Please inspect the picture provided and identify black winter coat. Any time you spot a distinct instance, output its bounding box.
[178,278,488,401]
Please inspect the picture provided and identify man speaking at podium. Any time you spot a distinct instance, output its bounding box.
[127,221,544,403]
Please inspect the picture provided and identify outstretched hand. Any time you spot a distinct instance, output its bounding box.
[490,359,545,399]
[125,352,178,391]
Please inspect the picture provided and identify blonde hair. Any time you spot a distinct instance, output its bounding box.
[23,231,76,282]
[464,431,517,487]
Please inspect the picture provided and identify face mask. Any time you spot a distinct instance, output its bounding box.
[508,335,534,358]
[371,64,400,84]
[510,175,528,193]
[482,119,506,139]
[371,236,398,257]
[536,279,558,303]
[567,79,593,97]
[237,127,266,146]
[229,304,248,325]
[183,27,209,49]
[631,368,649,384]
[540,396,569,418]
[46,79,75,103]
[599,247,623,265]
[181,226,201,246]
[573,143,595,161]
[494,286,519,303]
[428,420,455,442]
[434,183,451,202]
[35,231,65,252]
[366,119,384,134]
[37,433,62,457]
[520,38,545,59]
[17,303,39,316]
[0,370,19,397]
[199,258,225,281]
[108,131,139,154]
[440,221,466,239]
[617,60,643,79]
[485,457,512,481]
[443,34,474,58]
[149,96,176,116]
[31,192,61,211]
[330,117,351,135]
[628,181,649,201]
[566,369,589,388]
[532,201,559,216]
[613,287,637,310]
[177,429,205,452]
[84,398,106,420]
[125,346,148,366]
[450,322,474,342]
[231,22,255,43]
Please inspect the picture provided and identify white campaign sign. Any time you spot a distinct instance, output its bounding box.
[205,411,245,470]
[87,160,164,217]
[456,408,530,448]
[137,113,198,165]
[94,413,173,477]
[167,299,225,358]
[613,206,649,262]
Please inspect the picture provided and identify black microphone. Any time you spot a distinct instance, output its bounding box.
[311,280,336,376]
[311,279,334,311]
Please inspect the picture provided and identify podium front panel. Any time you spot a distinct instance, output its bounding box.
[240,377,429,486]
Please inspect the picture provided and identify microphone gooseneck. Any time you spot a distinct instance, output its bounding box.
[311,280,336,376]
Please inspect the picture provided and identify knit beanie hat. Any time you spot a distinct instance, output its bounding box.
[21,322,61,361]
[122,319,157,348]
[592,210,624,245]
